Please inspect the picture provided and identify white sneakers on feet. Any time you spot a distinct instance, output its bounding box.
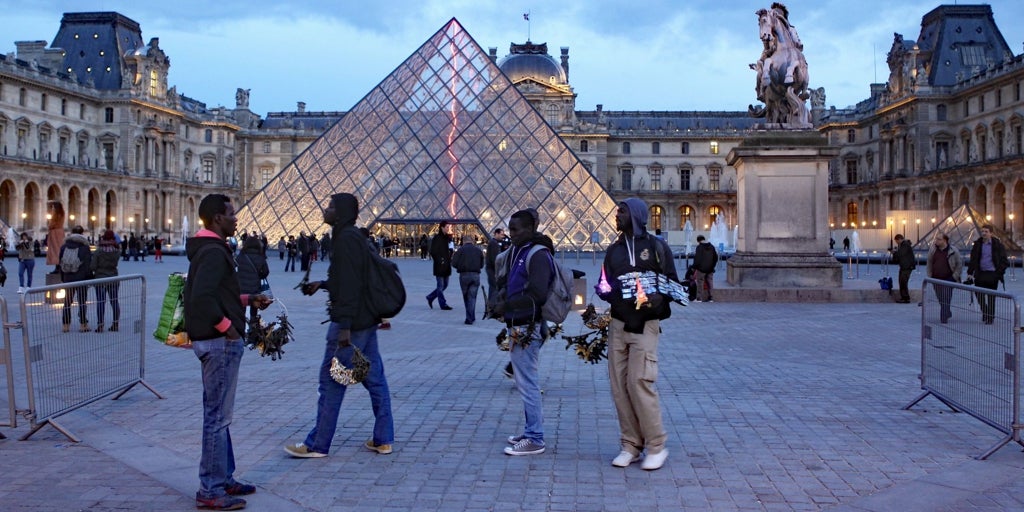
[17,287,25,294]
[641,448,668,470]
[611,450,642,467]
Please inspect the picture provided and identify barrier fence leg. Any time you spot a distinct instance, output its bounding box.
[111,380,164,400]
[19,417,80,443]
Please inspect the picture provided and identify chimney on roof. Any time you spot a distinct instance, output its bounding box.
[297,101,306,113]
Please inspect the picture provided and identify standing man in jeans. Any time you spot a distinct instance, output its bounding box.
[597,198,676,471]
[967,224,1008,324]
[184,194,272,511]
[285,192,395,459]
[496,209,554,456]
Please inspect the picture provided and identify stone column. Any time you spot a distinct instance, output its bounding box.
[726,131,843,288]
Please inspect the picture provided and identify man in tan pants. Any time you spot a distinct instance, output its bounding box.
[597,198,677,470]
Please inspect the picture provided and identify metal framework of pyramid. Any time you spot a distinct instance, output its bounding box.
[236,18,618,250]
[912,203,1023,253]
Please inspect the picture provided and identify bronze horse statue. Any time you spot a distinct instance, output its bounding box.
[749,3,811,128]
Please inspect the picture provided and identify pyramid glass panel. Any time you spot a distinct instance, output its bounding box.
[236,18,618,249]
[913,204,1023,253]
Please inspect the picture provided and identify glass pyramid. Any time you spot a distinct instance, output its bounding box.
[912,203,1023,253]
[235,18,618,250]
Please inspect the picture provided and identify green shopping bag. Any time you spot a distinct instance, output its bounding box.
[153,273,190,348]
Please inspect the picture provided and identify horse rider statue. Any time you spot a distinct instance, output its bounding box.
[748,2,812,129]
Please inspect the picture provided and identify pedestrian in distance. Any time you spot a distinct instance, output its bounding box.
[692,235,718,302]
[285,193,395,459]
[284,235,297,272]
[16,232,35,293]
[426,221,454,310]
[596,198,677,471]
[485,227,510,299]
[183,193,272,511]
[235,235,270,325]
[59,225,93,333]
[966,224,1009,324]
[91,229,121,333]
[892,234,916,303]
[451,236,484,324]
[925,233,962,324]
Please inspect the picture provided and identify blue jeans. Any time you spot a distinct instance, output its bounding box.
[509,326,544,443]
[459,272,480,322]
[18,258,34,287]
[193,337,244,498]
[304,322,394,453]
[426,276,449,307]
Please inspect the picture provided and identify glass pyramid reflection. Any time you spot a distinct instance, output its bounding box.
[912,203,1022,253]
[235,18,618,250]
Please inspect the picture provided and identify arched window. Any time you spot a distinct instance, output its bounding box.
[681,141,690,154]
[846,202,858,225]
[545,104,560,126]
[649,205,664,231]
[622,141,631,155]
[652,141,660,155]
[620,167,633,191]
[708,205,722,227]
[579,140,588,152]
[678,205,694,228]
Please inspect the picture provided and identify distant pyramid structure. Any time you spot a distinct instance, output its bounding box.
[236,18,618,249]
[912,203,1023,253]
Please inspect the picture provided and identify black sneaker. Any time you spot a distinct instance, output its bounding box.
[196,494,245,510]
[503,362,514,379]
[224,481,256,496]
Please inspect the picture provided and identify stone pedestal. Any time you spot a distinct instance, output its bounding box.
[726,131,843,288]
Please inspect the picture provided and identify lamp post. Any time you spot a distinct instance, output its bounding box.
[90,215,97,240]
[915,218,920,244]
[110,216,116,231]
[1010,213,1016,243]
[888,219,894,250]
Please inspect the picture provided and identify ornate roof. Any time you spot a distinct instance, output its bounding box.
[51,12,144,90]
[497,41,568,88]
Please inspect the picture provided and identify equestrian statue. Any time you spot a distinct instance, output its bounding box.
[748,3,812,129]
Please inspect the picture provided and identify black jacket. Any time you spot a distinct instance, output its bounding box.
[429,232,452,277]
[893,239,916,270]
[693,241,718,273]
[59,233,93,283]
[326,193,379,330]
[602,232,677,332]
[235,245,270,294]
[967,236,1009,276]
[452,243,484,273]
[183,233,245,341]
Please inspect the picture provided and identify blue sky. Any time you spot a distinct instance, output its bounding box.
[3,1,1024,115]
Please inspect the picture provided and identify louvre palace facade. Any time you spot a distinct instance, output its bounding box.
[1,6,1021,246]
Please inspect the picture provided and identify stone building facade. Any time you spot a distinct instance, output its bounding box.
[820,4,1024,243]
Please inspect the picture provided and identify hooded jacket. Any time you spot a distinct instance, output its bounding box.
[59,233,93,282]
[326,193,379,330]
[235,237,270,294]
[601,198,677,332]
[91,235,121,279]
[183,230,246,341]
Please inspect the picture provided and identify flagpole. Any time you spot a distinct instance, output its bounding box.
[524,11,531,41]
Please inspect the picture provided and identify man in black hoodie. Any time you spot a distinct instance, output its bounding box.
[285,193,395,459]
[184,194,271,511]
[598,198,676,471]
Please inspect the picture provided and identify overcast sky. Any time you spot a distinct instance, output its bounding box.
[3,1,1024,115]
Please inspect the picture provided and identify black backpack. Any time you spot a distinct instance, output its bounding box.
[365,250,406,319]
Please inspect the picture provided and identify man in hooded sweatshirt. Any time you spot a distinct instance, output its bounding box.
[285,192,395,459]
[184,194,271,511]
[597,198,677,471]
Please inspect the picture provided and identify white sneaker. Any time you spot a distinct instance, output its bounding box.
[17,287,24,294]
[611,450,642,467]
[641,448,668,470]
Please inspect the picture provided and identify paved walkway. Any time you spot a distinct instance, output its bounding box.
[0,254,1022,511]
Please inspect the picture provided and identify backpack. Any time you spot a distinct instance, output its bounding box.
[60,246,82,273]
[364,249,406,319]
[525,245,573,324]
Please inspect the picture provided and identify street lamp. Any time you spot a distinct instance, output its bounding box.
[915,218,920,244]
[888,220,894,250]
[144,217,150,234]
[90,215,97,239]
[110,216,116,231]
[1010,213,1016,242]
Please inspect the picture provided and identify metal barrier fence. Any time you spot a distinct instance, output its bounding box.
[0,295,15,438]
[15,274,162,441]
[904,277,1022,459]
